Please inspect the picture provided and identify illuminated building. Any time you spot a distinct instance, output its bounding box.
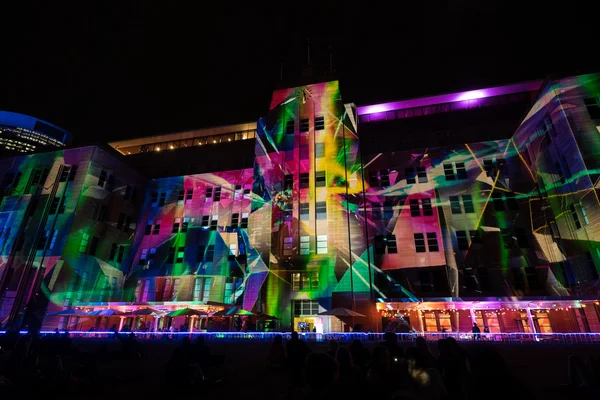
[0,111,71,155]
[2,73,600,334]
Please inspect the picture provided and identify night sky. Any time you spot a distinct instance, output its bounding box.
[0,3,597,145]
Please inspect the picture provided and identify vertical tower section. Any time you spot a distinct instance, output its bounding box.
[252,81,367,328]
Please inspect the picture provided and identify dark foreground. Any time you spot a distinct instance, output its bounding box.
[1,334,599,400]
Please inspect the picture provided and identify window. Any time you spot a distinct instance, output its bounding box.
[585,252,599,280]
[210,215,218,230]
[315,116,325,130]
[206,245,215,261]
[116,245,125,262]
[167,247,175,263]
[369,171,380,187]
[285,120,295,135]
[153,220,161,235]
[501,228,512,248]
[241,212,249,228]
[316,201,327,220]
[284,174,293,190]
[483,158,505,177]
[449,196,462,214]
[201,216,209,228]
[145,221,152,235]
[57,196,66,214]
[291,272,319,291]
[98,170,107,187]
[422,198,433,216]
[177,190,185,203]
[580,201,590,225]
[463,195,475,213]
[300,173,310,189]
[163,279,172,300]
[584,97,600,119]
[414,233,426,253]
[515,227,529,248]
[317,235,328,254]
[417,167,427,183]
[124,185,136,202]
[456,231,469,250]
[492,191,505,211]
[151,192,158,205]
[300,235,310,255]
[176,247,185,263]
[37,230,49,250]
[181,217,189,233]
[470,229,481,243]
[205,187,213,200]
[315,171,326,187]
[49,197,60,214]
[299,118,309,132]
[172,218,180,233]
[300,203,309,221]
[214,186,222,201]
[294,300,320,316]
[283,236,293,256]
[109,243,117,261]
[158,192,166,206]
[185,189,193,204]
[315,142,325,158]
[231,213,239,229]
[117,213,126,230]
[379,169,390,187]
[409,199,420,217]
[193,278,202,301]
[406,167,427,184]
[386,235,398,253]
[89,236,99,256]
[427,232,439,252]
[444,162,467,180]
[68,165,78,181]
[196,245,206,262]
[148,248,156,259]
[570,204,581,229]
[79,233,90,253]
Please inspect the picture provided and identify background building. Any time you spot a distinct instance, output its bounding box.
[1,73,600,333]
[0,111,71,156]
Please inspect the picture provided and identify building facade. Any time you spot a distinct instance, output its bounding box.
[0,111,71,155]
[1,73,600,333]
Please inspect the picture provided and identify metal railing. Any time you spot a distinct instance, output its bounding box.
[2,330,600,344]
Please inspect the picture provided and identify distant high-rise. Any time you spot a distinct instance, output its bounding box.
[0,111,71,155]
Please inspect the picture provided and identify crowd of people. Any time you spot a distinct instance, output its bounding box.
[0,328,599,398]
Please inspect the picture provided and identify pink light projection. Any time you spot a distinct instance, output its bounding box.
[357,81,542,116]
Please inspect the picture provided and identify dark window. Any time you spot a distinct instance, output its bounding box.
[181,219,188,232]
[300,203,309,220]
[89,237,99,256]
[58,196,66,214]
[153,222,160,235]
[315,116,325,130]
[584,97,600,119]
[98,170,107,187]
[570,204,581,229]
[422,198,433,216]
[483,159,495,177]
[374,235,385,254]
[205,187,213,199]
[186,189,193,201]
[427,232,439,252]
[178,191,185,202]
[231,213,239,229]
[379,169,390,187]
[59,167,69,182]
[369,171,380,187]
[405,168,416,184]
[449,196,462,214]
[457,231,469,250]
[206,245,215,261]
[284,174,293,190]
[145,223,152,235]
[172,221,180,233]
[49,197,60,214]
[414,233,426,253]
[196,245,205,262]
[117,213,125,230]
[501,228,512,248]
[214,187,222,201]
[492,191,505,211]
[167,247,175,263]
[285,120,295,135]
[299,118,309,132]
[417,167,428,183]
[456,162,467,179]
[316,201,327,220]
[30,169,42,186]
[315,171,326,187]
[151,192,158,205]
[409,199,420,217]
[109,243,117,261]
[383,201,394,219]
[515,227,529,248]
[158,192,166,206]
[37,231,48,250]
[68,165,78,181]
[124,216,131,233]
[210,216,218,230]
[300,173,310,189]
[470,230,481,244]
[98,205,108,222]
[386,235,397,253]
[241,213,248,228]
[124,185,133,201]
[419,271,432,292]
[585,252,599,280]
[443,163,455,181]
[117,245,125,263]
[462,195,475,213]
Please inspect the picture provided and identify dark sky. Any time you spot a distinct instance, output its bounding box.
[0,2,597,145]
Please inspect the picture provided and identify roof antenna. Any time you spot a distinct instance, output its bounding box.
[307,38,311,65]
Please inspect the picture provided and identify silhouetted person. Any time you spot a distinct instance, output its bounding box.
[266,334,286,371]
[326,339,338,358]
[415,336,437,369]
[471,323,481,341]
[349,339,370,374]
[297,353,338,400]
[335,346,363,392]
[381,332,404,369]
[286,331,311,389]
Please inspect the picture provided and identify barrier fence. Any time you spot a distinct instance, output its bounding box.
[1,330,600,344]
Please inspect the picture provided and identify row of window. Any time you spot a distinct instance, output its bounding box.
[374,233,439,254]
[283,235,328,256]
[135,277,212,302]
[144,213,250,236]
[285,116,325,135]
[151,185,252,207]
